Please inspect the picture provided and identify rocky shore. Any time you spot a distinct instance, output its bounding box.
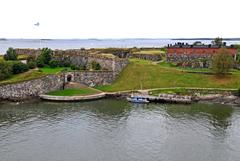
[195,94,240,105]
[107,91,240,105]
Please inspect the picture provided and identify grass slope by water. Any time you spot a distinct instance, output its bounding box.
[97,59,240,92]
[47,88,100,96]
[0,70,47,85]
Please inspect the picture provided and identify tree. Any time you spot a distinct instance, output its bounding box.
[36,57,45,67]
[12,62,29,74]
[0,62,12,80]
[212,48,233,74]
[27,61,37,69]
[4,47,18,61]
[40,48,53,65]
[212,37,223,46]
[235,44,240,63]
[193,41,202,46]
[49,60,59,68]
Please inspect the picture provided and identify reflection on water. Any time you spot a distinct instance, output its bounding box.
[0,99,240,161]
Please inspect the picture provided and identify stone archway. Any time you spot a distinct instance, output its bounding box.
[64,73,74,83]
[67,75,72,82]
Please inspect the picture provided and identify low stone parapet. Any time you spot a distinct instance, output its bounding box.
[40,93,106,101]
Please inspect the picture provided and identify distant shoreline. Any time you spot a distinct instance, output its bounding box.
[1,38,240,41]
[172,38,240,41]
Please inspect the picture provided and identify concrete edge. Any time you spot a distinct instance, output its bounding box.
[39,92,106,101]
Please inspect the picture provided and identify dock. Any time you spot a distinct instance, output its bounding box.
[130,94,192,104]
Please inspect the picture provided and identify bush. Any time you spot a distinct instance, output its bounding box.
[49,60,59,68]
[36,57,45,67]
[0,62,12,80]
[70,64,77,70]
[4,47,18,61]
[79,64,86,70]
[27,55,36,63]
[40,48,52,65]
[27,61,37,69]
[12,62,29,74]
[91,61,101,70]
[212,48,233,74]
[61,58,71,67]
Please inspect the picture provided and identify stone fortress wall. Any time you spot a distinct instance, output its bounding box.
[15,48,129,73]
[0,49,129,101]
[0,71,116,101]
[0,74,63,101]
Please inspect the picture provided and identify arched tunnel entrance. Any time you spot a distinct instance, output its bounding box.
[67,75,72,82]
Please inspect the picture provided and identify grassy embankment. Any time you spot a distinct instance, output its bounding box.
[132,49,165,55]
[0,66,71,85]
[39,67,71,74]
[0,70,46,85]
[97,59,240,92]
[47,88,100,96]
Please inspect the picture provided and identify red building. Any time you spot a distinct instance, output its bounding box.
[166,43,237,68]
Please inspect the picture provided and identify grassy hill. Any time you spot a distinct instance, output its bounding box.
[97,59,240,92]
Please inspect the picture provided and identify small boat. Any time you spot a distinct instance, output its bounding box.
[127,95,149,103]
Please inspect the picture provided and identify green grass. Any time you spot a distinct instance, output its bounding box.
[97,59,240,92]
[150,88,191,96]
[148,88,238,96]
[0,54,28,61]
[18,54,28,60]
[39,67,71,74]
[0,70,46,85]
[133,50,165,55]
[47,88,100,96]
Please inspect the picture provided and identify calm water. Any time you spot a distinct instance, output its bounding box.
[0,99,240,161]
[1,39,240,54]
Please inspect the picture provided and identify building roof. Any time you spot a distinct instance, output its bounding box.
[167,42,235,49]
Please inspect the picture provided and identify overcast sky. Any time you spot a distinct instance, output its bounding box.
[0,0,239,39]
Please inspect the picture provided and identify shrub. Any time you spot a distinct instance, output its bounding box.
[12,62,29,74]
[212,48,233,74]
[36,57,45,67]
[4,47,18,61]
[79,64,86,70]
[27,61,37,69]
[49,60,59,68]
[70,64,77,70]
[91,61,101,70]
[27,55,36,63]
[40,48,52,65]
[61,58,71,67]
[0,61,12,80]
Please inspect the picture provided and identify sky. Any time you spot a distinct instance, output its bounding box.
[0,0,240,39]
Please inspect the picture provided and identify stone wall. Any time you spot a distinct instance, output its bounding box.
[0,71,117,101]
[167,54,212,68]
[64,71,115,86]
[0,74,64,101]
[15,48,42,56]
[15,48,129,73]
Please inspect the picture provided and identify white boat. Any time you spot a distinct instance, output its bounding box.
[127,95,149,103]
